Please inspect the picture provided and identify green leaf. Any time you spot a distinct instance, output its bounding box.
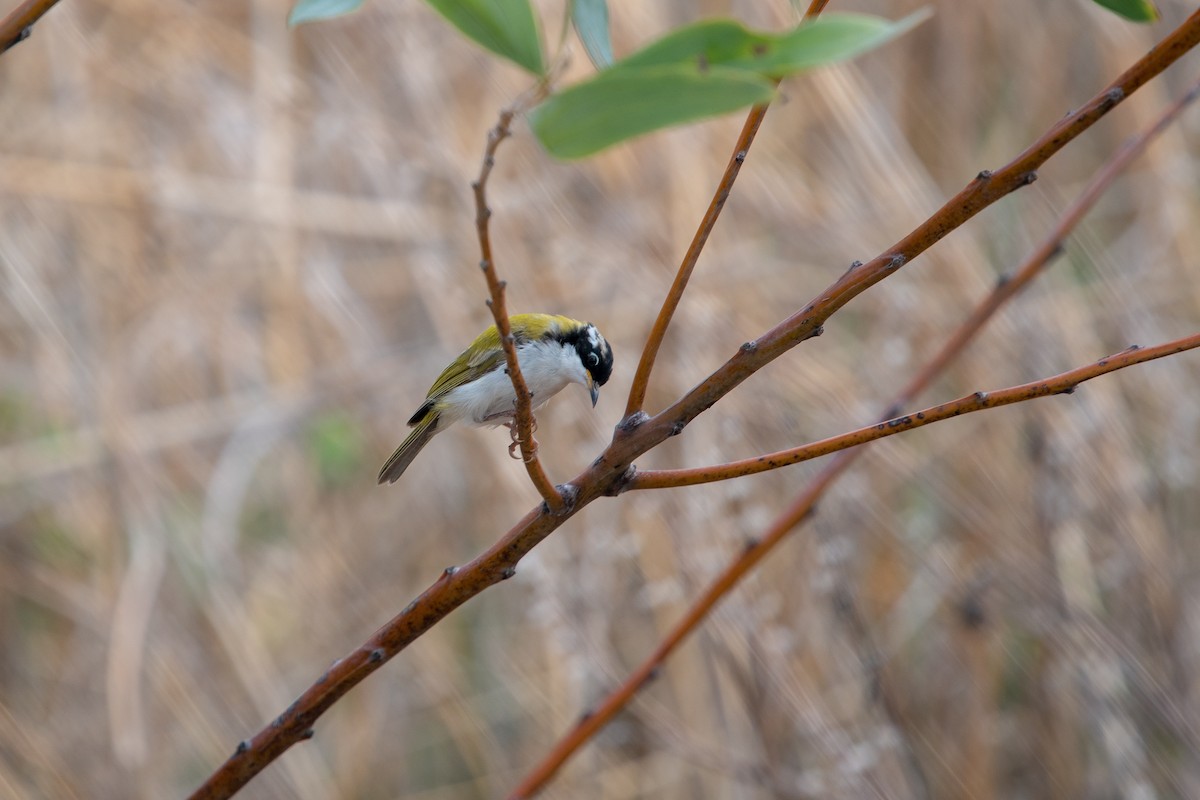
[1090,0,1159,22]
[288,0,364,26]
[726,11,932,77]
[572,0,613,69]
[615,11,931,78]
[529,64,775,160]
[425,0,545,75]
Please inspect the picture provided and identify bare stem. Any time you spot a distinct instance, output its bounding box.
[0,0,59,52]
[623,104,770,416]
[472,108,564,512]
[186,12,1200,799]
[507,333,1200,797]
[631,73,1200,491]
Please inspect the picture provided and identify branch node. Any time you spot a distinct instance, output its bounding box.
[974,391,989,403]
[1125,343,1142,352]
[740,340,758,353]
[236,740,250,755]
[995,272,1012,289]
[300,729,315,741]
[501,566,517,580]
[479,259,490,271]
[734,149,747,163]
[1060,385,1077,395]
[670,420,686,437]
[1023,170,1039,185]
[368,649,385,663]
[888,254,906,270]
[1105,86,1126,106]
[743,536,761,553]
[976,169,993,180]
[806,325,825,341]
[551,484,579,515]
[442,566,459,578]
[617,411,650,433]
[607,465,637,496]
[844,259,864,276]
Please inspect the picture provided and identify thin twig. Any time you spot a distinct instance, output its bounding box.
[630,74,1200,491]
[508,72,1200,794]
[623,104,769,416]
[187,12,1200,799]
[0,0,58,52]
[507,333,1200,797]
[623,0,828,417]
[472,108,564,512]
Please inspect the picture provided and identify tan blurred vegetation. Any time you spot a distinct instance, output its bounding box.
[3,0,1200,797]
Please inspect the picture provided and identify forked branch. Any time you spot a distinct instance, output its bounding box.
[631,73,1200,491]
[510,73,1200,791]
[508,334,1200,797]
[188,10,1200,799]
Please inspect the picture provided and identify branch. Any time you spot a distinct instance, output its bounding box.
[507,72,1200,793]
[508,333,1200,797]
[187,12,1200,799]
[630,73,1200,491]
[622,0,828,416]
[472,108,564,512]
[0,0,59,53]
[623,104,769,416]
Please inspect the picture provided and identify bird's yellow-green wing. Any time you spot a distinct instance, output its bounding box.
[424,315,573,399]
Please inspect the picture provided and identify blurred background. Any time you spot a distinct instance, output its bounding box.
[3,0,1200,797]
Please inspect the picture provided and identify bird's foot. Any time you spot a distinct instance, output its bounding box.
[507,418,539,462]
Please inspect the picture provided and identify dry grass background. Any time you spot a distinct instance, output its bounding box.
[2,0,1200,797]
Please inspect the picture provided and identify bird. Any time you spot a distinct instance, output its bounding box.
[378,313,614,484]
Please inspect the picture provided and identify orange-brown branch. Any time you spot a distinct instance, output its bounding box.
[0,0,59,52]
[507,334,1200,797]
[631,73,1200,491]
[188,11,1200,799]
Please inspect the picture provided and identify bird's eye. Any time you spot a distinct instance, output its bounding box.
[587,353,600,367]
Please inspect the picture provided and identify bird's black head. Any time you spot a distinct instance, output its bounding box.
[567,322,614,387]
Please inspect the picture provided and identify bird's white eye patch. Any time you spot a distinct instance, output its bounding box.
[586,325,602,350]
[587,352,599,367]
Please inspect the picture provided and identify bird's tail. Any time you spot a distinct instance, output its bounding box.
[378,414,439,484]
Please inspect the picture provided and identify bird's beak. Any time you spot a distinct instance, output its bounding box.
[586,373,599,407]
